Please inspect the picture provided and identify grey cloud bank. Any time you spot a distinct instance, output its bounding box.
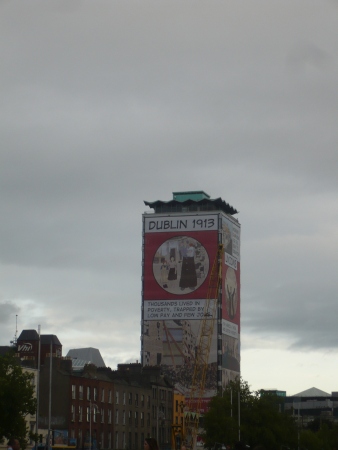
[0,0,337,394]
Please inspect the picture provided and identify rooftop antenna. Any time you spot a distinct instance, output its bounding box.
[10,314,18,346]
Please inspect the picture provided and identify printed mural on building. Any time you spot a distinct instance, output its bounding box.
[142,212,240,402]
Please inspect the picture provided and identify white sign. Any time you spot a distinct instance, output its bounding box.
[222,319,239,339]
[18,342,33,352]
[225,253,237,270]
[144,214,218,233]
[144,299,210,320]
[222,215,241,263]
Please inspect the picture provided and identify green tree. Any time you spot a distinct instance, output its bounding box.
[305,418,338,449]
[0,351,37,447]
[203,378,254,448]
[300,429,322,450]
[327,422,338,450]
[203,378,298,450]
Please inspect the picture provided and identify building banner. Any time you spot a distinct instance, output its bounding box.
[221,215,241,379]
[144,299,209,321]
[142,211,240,397]
[143,214,220,398]
[143,228,219,301]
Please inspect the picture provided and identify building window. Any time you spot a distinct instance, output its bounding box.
[87,406,90,422]
[147,395,150,408]
[135,393,138,407]
[101,388,105,402]
[115,409,119,425]
[141,412,144,427]
[108,432,111,450]
[94,387,98,401]
[100,432,104,449]
[129,392,132,405]
[101,408,104,423]
[128,411,132,425]
[71,429,75,439]
[135,433,138,450]
[93,408,97,423]
[116,391,119,404]
[122,410,125,425]
[79,406,83,422]
[71,404,75,422]
[116,432,119,449]
[122,432,125,449]
[123,392,126,405]
[147,413,150,426]
[134,411,138,426]
[78,429,82,447]
[87,387,91,400]
[152,388,157,399]
[79,385,83,400]
[72,385,76,400]
[141,394,144,407]
[108,390,112,404]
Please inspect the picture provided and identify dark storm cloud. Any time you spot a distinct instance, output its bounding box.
[242,281,338,349]
[0,302,18,325]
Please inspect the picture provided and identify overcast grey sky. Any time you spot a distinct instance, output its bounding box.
[1,0,337,395]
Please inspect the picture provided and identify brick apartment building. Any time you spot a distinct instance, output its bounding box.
[39,359,173,450]
[5,329,175,450]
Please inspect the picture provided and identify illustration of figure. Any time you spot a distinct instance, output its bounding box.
[167,256,177,288]
[160,258,168,287]
[179,242,197,290]
[227,285,236,319]
[153,236,209,295]
[179,239,188,261]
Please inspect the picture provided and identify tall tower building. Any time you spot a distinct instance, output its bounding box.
[141,191,241,412]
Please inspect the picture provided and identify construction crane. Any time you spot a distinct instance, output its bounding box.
[184,243,223,450]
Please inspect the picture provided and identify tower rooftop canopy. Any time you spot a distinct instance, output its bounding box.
[144,190,238,215]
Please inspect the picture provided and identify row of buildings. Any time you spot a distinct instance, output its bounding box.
[3,328,338,450]
[3,190,242,450]
[1,328,185,450]
[4,192,338,449]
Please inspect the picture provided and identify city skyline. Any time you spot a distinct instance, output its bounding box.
[1,0,337,396]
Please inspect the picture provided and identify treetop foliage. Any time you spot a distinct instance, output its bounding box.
[203,378,297,450]
[0,351,37,447]
[203,378,338,449]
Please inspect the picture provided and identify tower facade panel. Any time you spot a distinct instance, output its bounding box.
[141,196,240,410]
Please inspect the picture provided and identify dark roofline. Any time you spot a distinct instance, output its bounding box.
[17,330,62,346]
[17,329,39,341]
[0,346,15,357]
[41,335,62,346]
[144,197,238,215]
